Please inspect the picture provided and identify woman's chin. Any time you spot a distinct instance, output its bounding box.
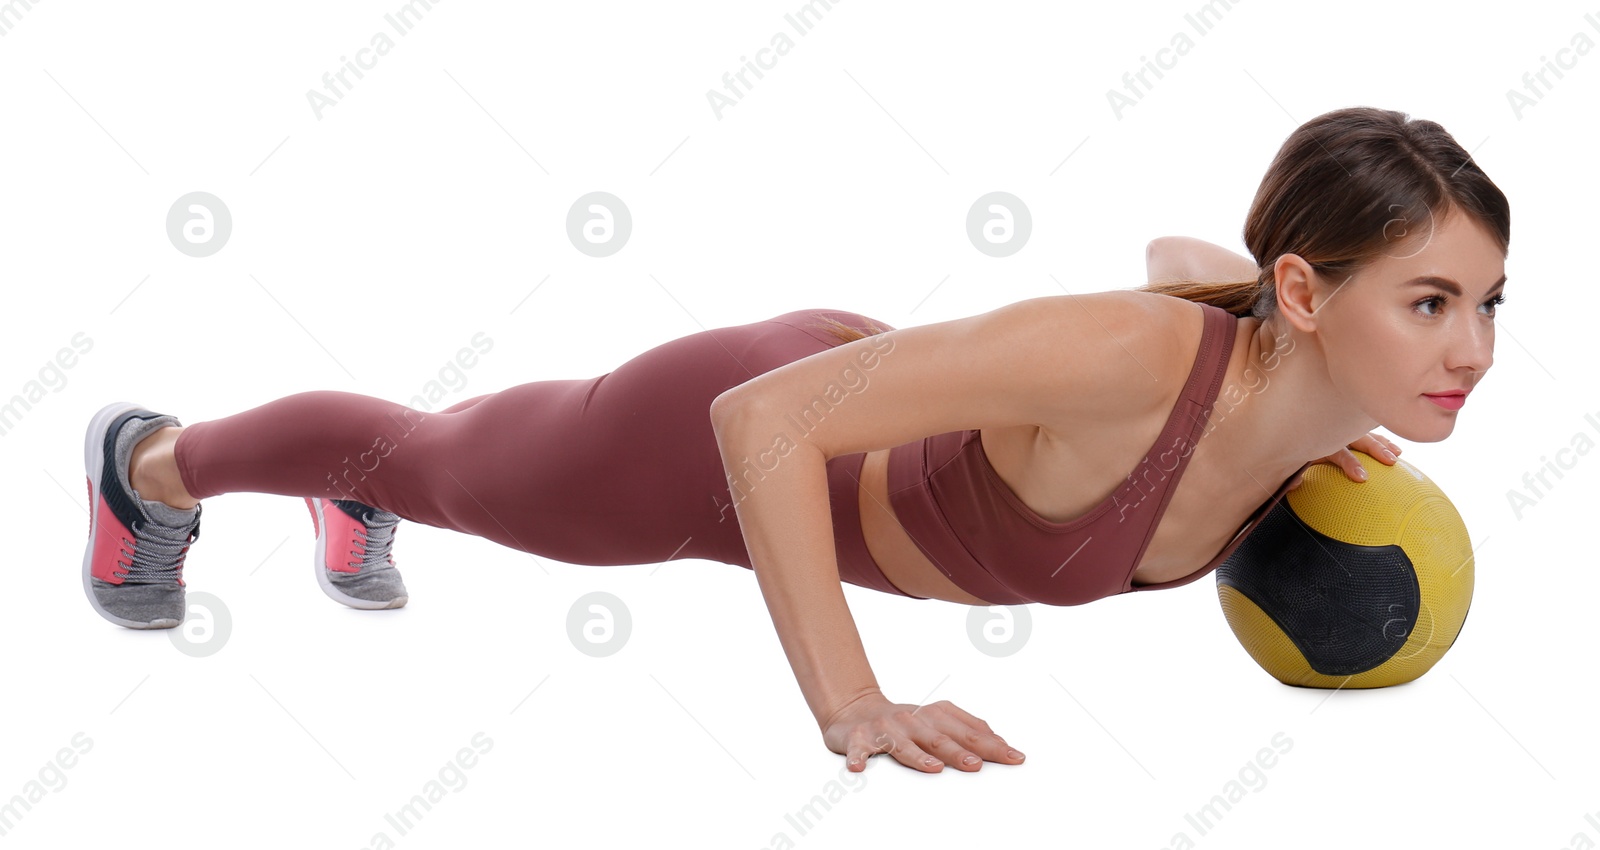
[1380,418,1453,445]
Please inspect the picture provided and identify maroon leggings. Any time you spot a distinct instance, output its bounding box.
[173,309,919,598]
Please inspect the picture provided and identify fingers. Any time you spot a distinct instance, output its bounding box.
[930,701,1025,764]
[1303,448,1367,484]
[842,702,1024,773]
[1289,434,1404,490]
[891,707,974,772]
[923,702,1025,769]
[845,730,908,773]
[912,718,987,772]
[1333,448,1370,482]
[1353,432,1402,464]
[847,721,947,773]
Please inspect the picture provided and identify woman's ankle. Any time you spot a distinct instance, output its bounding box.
[129,426,200,510]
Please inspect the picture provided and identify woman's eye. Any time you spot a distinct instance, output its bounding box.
[1416,295,1445,316]
[1416,293,1506,317]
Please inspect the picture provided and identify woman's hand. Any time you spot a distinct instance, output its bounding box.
[1287,432,1404,491]
[821,690,1025,773]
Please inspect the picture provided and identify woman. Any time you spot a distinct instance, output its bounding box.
[81,105,1509,774]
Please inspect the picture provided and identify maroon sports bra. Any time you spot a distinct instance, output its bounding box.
[884,301,1311,606]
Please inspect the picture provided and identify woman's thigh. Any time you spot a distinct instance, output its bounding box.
[434,308,894,569]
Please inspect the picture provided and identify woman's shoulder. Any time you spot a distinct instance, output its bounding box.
[1013,289,1208,368]
[1013,290,1211,435]
[1016,289,1206,330]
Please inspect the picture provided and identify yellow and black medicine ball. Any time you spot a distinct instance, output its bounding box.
[1216,451,1474,688]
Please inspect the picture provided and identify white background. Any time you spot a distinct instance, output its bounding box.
[1,1,1592,847]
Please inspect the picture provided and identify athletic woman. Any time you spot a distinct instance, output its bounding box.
[80,106,1509,774]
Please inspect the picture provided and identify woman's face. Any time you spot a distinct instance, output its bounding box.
[1318,209,1506,443]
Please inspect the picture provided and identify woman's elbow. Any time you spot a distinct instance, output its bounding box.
[1145,237,1186,282]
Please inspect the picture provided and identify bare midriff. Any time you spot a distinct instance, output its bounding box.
[856,445,992,604]
[853,413,1282,606]
[855,436,1259,605]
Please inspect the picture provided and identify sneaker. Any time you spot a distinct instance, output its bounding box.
[82,402,203,629]
[304,497,409,610]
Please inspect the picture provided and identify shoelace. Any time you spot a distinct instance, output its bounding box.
[346,510,400,573]
[119,506,202,585]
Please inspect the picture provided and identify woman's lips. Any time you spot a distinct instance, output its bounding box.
[1424,392,1467,411]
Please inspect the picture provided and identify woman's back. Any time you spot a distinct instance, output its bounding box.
[849,293,1307,604]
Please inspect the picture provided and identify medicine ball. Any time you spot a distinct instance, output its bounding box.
[1215,451,1473,688]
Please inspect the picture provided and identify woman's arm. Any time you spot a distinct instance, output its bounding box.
[709,292,1170,772]
[712,403,1016,774]
[708,406,887,733]
[1146,236,1259,284]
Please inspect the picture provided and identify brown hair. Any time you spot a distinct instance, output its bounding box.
[807,314,891,345]
[1136,106,1510,319]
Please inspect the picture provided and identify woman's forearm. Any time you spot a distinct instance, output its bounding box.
[1146,236,1259,283]
[711,400,884,730]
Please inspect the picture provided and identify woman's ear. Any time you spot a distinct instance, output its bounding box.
[1272,253,1326,334]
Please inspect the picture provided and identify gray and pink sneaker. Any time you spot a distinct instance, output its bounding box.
[304,497,409,609]
[82,402,202,629]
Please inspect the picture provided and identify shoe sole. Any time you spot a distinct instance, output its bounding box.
[306,498,408,610]
[82,401,183,629]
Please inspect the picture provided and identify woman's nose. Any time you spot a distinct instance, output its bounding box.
[1449,316,1494,376]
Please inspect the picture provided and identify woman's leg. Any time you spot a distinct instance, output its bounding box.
[162,385,599,556]
[129,391,499,511]
[147,308,911,587]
